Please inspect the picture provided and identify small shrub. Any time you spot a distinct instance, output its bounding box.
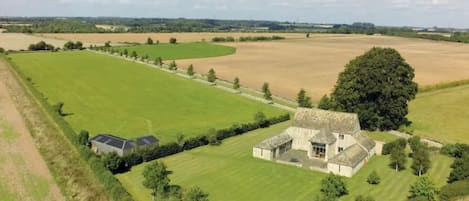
[169,37,177,44]
[367,170,380,185]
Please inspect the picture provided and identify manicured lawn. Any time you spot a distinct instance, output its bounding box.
[117,122,453,201]
[406,84,469,144]
[9,51,284,143]
[113,42,236,61]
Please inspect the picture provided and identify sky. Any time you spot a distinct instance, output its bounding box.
[1,0,469,28]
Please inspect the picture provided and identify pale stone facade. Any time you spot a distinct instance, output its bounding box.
[253,108,376,177]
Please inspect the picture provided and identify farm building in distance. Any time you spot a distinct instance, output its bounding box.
[253,108,376,177]
[90,134,158,156]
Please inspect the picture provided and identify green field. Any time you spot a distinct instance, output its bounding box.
[113,42,236,60]
[9,51,284,143]
[407,84,469,144]
[117,122,453,201]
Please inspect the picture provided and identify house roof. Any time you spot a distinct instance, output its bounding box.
[292,108,360,135]
[354,133,376,151]
[328,144,369,167]
[254,131,292,150]
[90,134,134,150]
[90,134,159,151]
[136,135,159,146]
[309,129,336,144]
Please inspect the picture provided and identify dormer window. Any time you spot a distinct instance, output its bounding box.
[339,134,344,140]
[338,147,344,152]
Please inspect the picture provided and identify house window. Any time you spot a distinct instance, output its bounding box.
[338,147,344,152]
[339,134,344,140]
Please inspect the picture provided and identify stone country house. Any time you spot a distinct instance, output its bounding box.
[253,108,376,177]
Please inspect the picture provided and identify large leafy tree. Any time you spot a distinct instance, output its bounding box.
[412,146,431,176]
[330,47,418,130]
[143,161,172,201]
[390,147,407,171]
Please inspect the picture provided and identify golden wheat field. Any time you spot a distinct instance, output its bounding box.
[176,34,469,101]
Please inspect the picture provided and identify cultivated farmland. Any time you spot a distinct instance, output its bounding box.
[0,32,103,51]
[406,84,469,144]
[117,122,453,201]
[113,42,236,60]
[39,32,305,43]
[176,34,469,101]
[8,51,284,143]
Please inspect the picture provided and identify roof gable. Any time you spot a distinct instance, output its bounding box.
[328,144,368,167]
[292,108,360,135]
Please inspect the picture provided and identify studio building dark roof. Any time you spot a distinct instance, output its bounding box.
[90,134,158,151]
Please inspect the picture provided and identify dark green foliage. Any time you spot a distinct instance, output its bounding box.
[183,186,209,201]
[212,37,235,42]
[169,60,177,70]
[78,130,89,146]
[154,57,162,66]
[448,152,469,183]
[102,152,125,174]
[254,111,269,128]
[321,173,348,198]
[0,47,5,53]
[382,138,407,155]
[147,37,154,45]
[440,143,469,158]
[408,177,437,201]
[412,146,431,176]
[318,95,332,110]
[64,41,83,50]
[142,161,172,200]
[408,136,421,153]
[296,88,312,108]
[170,37,177,44]
[306,33,310,38]
[207,68,216,83]
[239,35,285,42]
[233,77,240,90]
[28,41,54,51]
[187,64,195,76]
[355,195,375,201]
[390,147,407,171]
[104,41,111,47]
[262,82,272,101]
[439,180,469,201]
[330,47,418,130]
[130,50,138,59]
[123,49,128,57]
[367,170,380,184]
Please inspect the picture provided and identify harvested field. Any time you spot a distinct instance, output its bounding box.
[0,32,103,51]
[175,34,469,101]
[39,32,305,43]
[0,59,64,201]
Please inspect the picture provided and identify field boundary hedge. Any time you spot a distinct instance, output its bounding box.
[115,113,290,173]
[4,56,134,201]
[419,78,469,93]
